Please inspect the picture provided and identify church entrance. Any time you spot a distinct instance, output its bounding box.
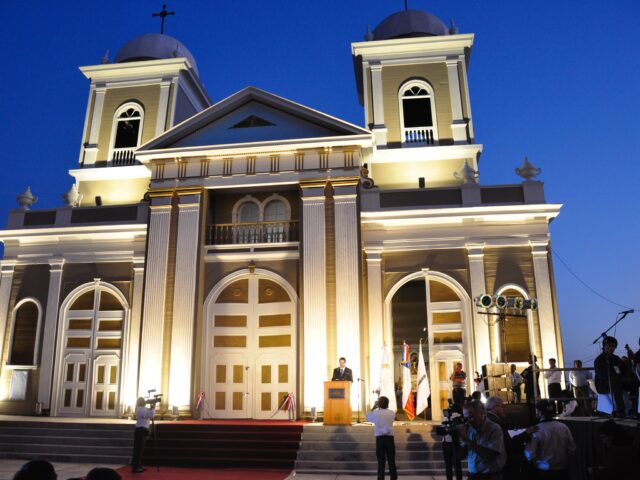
[387,271,472,421]
[204,272,296,419]
[54,282,127,417]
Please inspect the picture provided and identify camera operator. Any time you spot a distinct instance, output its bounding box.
[365,396,397,480]
[131,397,155,473]
[456,399,506,479]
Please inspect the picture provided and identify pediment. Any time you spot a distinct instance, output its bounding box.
[139,86,371,151]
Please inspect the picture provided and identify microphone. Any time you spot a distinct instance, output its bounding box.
[620,309,634,315]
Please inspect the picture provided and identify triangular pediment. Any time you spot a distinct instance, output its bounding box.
[139,86,371,151]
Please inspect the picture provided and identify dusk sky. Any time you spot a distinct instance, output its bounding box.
[1,0,638,366]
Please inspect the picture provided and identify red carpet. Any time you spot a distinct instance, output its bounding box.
[166,419,307,426]
[116,466,291,479]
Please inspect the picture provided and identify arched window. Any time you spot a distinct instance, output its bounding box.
[8,299,42,366]
[399,81,438,145]
[225,195,292,244]
[109,102,144,165]
[239,202,260,223]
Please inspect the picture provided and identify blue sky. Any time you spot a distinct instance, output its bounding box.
[1,0,638,365]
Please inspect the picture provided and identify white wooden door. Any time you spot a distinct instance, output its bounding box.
[59,354,89,415]
[91,355,120,417]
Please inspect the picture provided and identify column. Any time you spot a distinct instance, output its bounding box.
[168,191,202,409]
[123,258,145,409]
[155,79,172,136]
[466,245,491,369]
[369,62,388,145]
[530,241,558,365]
[37,258,65,408]
[365,246,383,408]
[138,195,173,395]
[83,85,106,166]
[333,181,361,409]
[446,58,468,143]
[0,261,16,371]
[301,182,327,412]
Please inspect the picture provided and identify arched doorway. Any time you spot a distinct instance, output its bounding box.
[203,270,297,419]
[53,282,128,417]
[386,271,473,420]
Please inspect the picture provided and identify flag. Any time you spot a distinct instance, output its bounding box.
[379,345,397,412]
[416,340,430,415]
[402,341,415,420]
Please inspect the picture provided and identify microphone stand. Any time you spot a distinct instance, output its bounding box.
[591,310,633,345]
[356,378,363,423]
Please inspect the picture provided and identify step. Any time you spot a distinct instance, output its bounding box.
[0,451,129,465]
[294,460,446,471]
[0,434,133,447]
[0,442,131,457]
[297,440,440,451]
[295,450,444,462]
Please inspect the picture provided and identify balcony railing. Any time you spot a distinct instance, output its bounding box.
[210,220,299,245]
[402,126,436,145]
[111,148,138,166]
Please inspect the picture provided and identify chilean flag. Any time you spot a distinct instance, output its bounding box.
[402,341,415,420]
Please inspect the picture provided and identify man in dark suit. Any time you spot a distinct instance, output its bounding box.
[332,357,353,382]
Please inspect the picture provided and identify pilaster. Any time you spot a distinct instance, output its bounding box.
[83,85,106,166]
[332,180,361,409]
[530,241,558,366]
[0,261,16,373]
[168,191,202,409]
[466,244,490,369]
[155,79,172,136]
[369,63,388,145]
[365,246,383,408]
[446,58,468,143]
[138,194,173,395]
[123,258,145,409]
[37,258,65,408]
[301,182,327,411]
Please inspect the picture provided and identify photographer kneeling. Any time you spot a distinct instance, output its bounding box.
[456,399,506,480]
[131,397,156,473]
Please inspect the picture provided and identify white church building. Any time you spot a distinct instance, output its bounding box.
[0,9,563,420]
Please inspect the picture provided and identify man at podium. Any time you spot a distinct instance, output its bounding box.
[332,357,353,382]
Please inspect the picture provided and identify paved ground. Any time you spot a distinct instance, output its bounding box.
[287,475,448,480]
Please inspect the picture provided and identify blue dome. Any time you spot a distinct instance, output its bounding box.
[373,10,449,40]
[115,33,198,75]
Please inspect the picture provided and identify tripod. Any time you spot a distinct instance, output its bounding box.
[356,378,364,423]
[442,430,463,480]
[150,414,160,472]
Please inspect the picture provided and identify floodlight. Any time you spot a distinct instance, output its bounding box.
[494,295,508,309]
[475,294,493,308]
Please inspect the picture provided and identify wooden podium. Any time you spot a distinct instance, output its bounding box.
[324,381,351,425]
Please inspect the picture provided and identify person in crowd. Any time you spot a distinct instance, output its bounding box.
[544,358,562,414]
[12,461,57,480]
[524,399,576,480]
[131,396,156,473]
[620,355,639,417]
[594,336,626,417]
[521,355,540,421]
[569,359,592,415]
[86,468,122,480]
[366,396,397,480]
[590,419,639,480]
[486,396,536,480]
[331,356,353,382]
[474,371,486,398]
[509,364,524,404]
[456,399,506,479]
[470,391,483,402]
[557,389,579,417]
[450,362,467,408]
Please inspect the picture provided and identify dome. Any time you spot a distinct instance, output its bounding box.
[115,33,198,75]
[372,9,449,40]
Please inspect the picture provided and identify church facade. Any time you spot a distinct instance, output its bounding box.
[0,9,563,420]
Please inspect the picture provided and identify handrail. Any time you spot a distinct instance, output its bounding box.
[209,220,299,245]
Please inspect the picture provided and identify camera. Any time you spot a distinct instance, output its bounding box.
[434,401,467,437]
[145,389,163,406]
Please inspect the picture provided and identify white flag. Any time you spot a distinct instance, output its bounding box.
[379,345,397,412]
[416,340,430,415]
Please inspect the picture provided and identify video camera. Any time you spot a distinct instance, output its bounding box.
[145,389,163,406]
[434,400,467,437]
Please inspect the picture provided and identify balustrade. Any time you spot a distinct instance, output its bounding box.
[210,220,299,245]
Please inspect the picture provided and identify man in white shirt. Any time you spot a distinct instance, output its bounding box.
[509,364,524,404]
[544,358,562,414]
[131,397,155,473]
[569,359,593,415]
[366,396,397,480]
[525,399,576,479]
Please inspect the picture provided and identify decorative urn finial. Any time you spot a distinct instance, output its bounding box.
[454,160,479,184]
[16,187,37,210]
[515,156,541,181]
[62,184,83,207]
[364,25,374,41]
[101,49,110,64]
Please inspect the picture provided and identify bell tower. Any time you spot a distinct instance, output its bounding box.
[72,33,210,206]
[352,10,483,189]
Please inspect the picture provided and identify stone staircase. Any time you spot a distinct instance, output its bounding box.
[0,420,132,465]
[295,422,463,475]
